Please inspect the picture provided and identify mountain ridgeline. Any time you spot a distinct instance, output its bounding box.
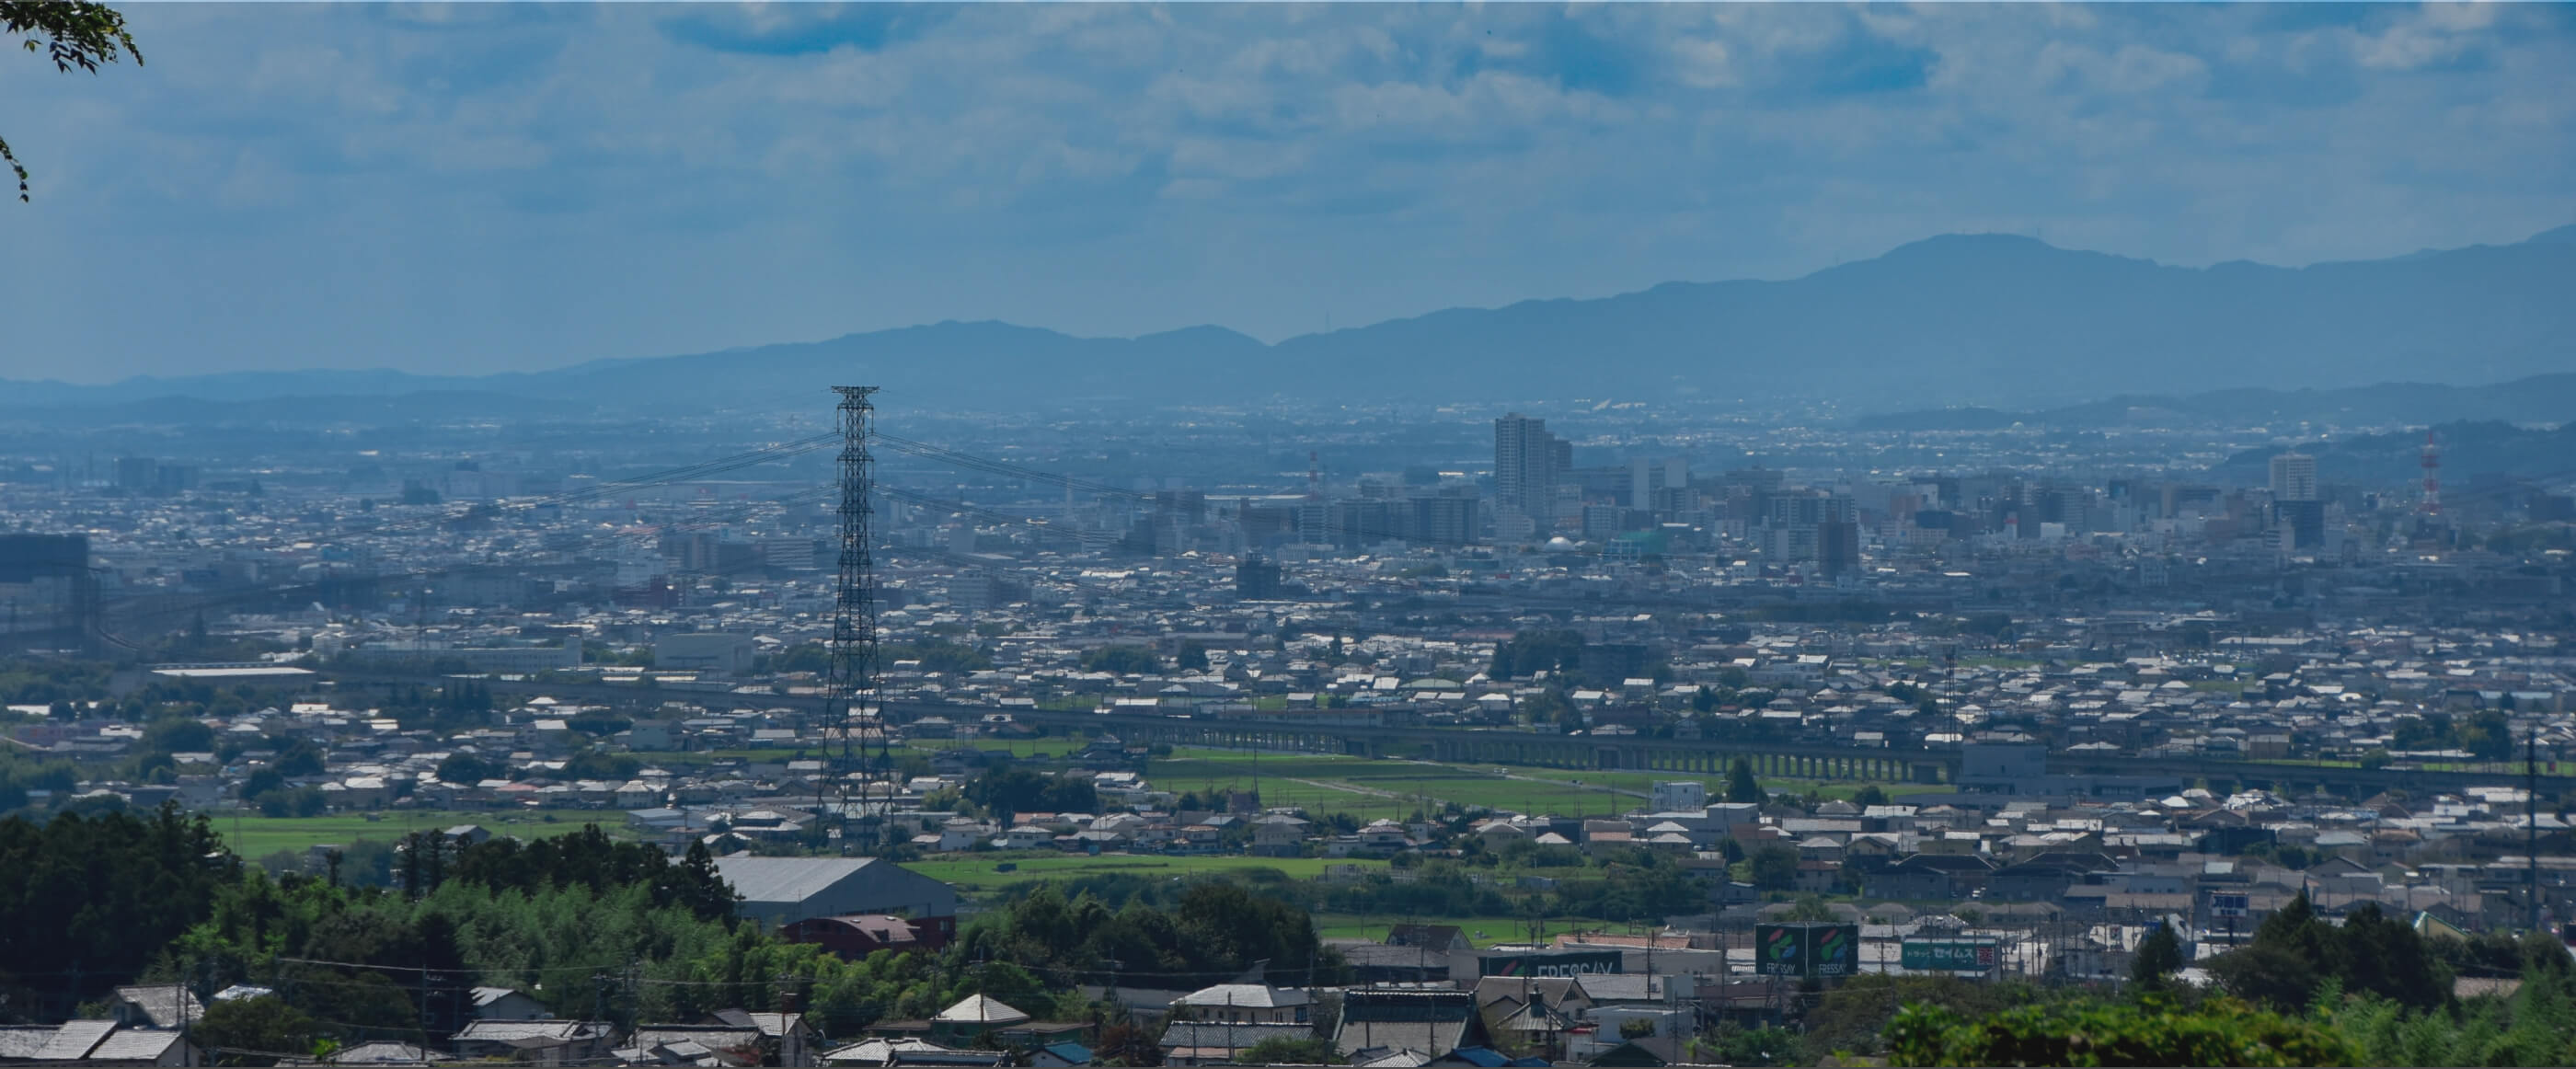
[1856,374,2576,433]
[9,225,2573,418]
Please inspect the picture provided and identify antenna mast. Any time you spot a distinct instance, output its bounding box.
[829,386,885,852]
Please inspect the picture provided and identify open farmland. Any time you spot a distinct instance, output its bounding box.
[1149,746,1937,818]
[903,851,1386,891]
[212,809,611,858]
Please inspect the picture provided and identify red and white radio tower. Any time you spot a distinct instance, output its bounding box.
[2420,430,2441,516]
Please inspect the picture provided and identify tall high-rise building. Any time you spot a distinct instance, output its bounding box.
[1403,491,1480,546]
[2270,453,2324,549]
[1628,457,1660,512]
[1328,499,1397,550]
[114,456,156,492]
[2277,500,2327,550]
[1493,413,1559,520]
[1627,456,1694,513]
[1759,489,1856,565]
[1818,520,1861,579]
[1765,488,1851,527]
[0,534,97,652]
[2269,452,2318,502]
[1235,555,1282,600]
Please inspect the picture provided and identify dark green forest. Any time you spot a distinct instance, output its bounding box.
[0,805,1330,1064]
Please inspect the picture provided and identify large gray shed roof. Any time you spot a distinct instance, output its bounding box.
[713,856,880,903]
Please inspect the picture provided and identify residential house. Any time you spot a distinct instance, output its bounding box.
[624,1025,766,1067]
[0,1021,204,1066]
[447,1020,615,1064]
[108,986,202,1030]
[927,996,1029,1047]
[1027,1041,1092,1068]
[780,914,956,958]
[1386,925,1472,952]
[1169,984,1308,1026]
[1335,988,1486,1067]
[470,986,549,1021]
[1156,1023,1314,1067]
[818,1039,1001,1067]
[708,1010,816,1067]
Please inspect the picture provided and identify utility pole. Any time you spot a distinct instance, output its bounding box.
[418,956,432,1056]
[2531,727,2543,934]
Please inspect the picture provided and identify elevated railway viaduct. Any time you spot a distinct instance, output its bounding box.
[344,672,2576,800]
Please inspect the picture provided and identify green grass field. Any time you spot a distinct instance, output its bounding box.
[638,736,1089,767]
[645,748,803,766]
[1148,746,1938,819]
[210,810,611,858]
[1149,750,1622,820]
[901,736,1090,759]
[903,851,1386,890]
[1503,764,1947,804]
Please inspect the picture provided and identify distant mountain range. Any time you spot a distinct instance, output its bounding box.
[1855,374,2576,432]
[6,224,2572,418]
[2212,420,2576,485]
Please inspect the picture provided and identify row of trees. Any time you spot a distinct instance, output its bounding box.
[0,746,80,812]
[2204,895,2447,1010]
[177,868,939,1049]
[1029,846,1714,935]
[176,869,1343,1058]
[1080,645,1162,675]
[1867,891,2576,1066]
[965,880,1342,989]
[963,767,1099,820]
[0,806,233,1016]
[3,797,1352,1060]
[388,826,739,922]
[1489,629,1585,680]
[1888,995,2354,1067]
[2389,708,2521,761]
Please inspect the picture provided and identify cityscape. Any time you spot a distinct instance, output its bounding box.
[3,3,2575,1068]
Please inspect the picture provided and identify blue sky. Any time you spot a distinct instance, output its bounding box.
[1,2,2570,381]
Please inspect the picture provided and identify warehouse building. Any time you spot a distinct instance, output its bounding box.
[711,856,958,928]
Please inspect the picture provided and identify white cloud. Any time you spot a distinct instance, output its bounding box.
[1670,38,1737,89]
[0,3,2569,380]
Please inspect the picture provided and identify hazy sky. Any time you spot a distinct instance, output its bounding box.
[2,2,2570,382]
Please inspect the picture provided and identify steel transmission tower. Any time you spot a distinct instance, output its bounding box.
[828,386,888,851]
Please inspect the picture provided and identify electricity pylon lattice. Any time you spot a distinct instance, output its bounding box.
[827,386,887,850]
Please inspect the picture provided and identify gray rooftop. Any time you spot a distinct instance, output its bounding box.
[712,856,880,903]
